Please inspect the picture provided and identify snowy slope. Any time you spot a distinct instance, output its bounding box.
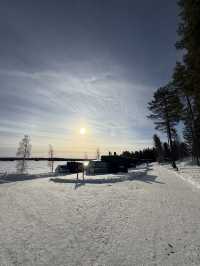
[1,164,200,265]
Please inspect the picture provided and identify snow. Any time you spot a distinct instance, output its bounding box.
[161,159,200,189]
[0,161,63,175]
[1,164,200,265]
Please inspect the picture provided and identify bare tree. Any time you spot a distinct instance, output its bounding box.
[96,148,101,160]
[16,135,31,174]
[48,144,54,173]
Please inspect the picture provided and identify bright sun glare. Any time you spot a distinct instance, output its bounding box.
[80,127,86,135]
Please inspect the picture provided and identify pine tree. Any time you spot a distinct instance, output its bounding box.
[173,62,200,164]
[179,142,189,159]
[173,0,200,164]
[153,134,163,163]
[172,133,180,161]
[184,116,200,161]
[148,84,182,169]
[163,142,171,161]
[176,0,200,105]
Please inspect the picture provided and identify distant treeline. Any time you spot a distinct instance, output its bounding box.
[147,0,200,168]
[121,148,156,163]
[152,134,189,163]
[120,135,190,165]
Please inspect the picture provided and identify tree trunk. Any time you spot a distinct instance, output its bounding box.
[163,96,177,169]
[166,121,177,169]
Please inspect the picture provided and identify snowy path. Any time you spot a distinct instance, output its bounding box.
[1,164,200,266]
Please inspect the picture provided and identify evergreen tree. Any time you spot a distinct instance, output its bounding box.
[153,134,163,163]
[173,62,200,164]
[183,116,200,161]
[148,84,182,169]
[172,133,180,161]
[176,0,200,105]
[173,0,200,164]
[163,142,171,161]
[122,148,156,162]
[171,133,188,161]
[179,142,189,159]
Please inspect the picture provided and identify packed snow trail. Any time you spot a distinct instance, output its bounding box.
[1,164,200,266]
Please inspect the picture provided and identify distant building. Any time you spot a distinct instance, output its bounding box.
[86,161,109,175]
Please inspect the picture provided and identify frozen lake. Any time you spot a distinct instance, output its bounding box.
[0,161,64,175]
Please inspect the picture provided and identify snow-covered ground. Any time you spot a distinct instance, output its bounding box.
[1,164,200,265]
[161,159,200,189]
[0,161,63,175]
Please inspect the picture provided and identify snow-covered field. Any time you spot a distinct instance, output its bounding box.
[161,159,200,189]
[1,163,200,265]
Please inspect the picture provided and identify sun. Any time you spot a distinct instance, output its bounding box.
[80,127,86,135]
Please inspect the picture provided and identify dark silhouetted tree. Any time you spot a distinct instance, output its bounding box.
[179,142,189,159]
[163,142,171,161]
[173,63,200,164]
[122,148,156,162]
[175,0,200,108]
[153,134,163,163]
[148,84,182,169]
[173,0,200,164]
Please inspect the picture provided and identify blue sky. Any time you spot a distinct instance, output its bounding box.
[0,0,179,157]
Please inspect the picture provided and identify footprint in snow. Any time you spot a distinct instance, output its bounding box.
[166,243,175,256]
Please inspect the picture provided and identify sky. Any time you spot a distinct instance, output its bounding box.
[0,0,179,157]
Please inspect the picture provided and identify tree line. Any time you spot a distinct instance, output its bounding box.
[147,0,200,168]
[121,148,157,163]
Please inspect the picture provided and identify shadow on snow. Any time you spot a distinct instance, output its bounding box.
[0,172,53,184]
[0,165,164,187]
[50,165,164,189]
